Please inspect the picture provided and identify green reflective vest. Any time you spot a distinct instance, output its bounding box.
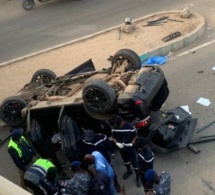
[8,136,28,158]
[33,159,55,172]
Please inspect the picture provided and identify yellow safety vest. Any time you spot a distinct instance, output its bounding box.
[8,136,28,158]
[33,159,55,172]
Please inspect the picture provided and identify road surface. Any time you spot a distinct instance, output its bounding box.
[0,0,214,64]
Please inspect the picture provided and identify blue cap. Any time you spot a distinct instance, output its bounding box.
[71,161,81,170]
[145,169,156,182]
[84,129,95,142]
[11,129,23,140]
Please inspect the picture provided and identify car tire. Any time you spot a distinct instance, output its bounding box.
[30,119,49,158]
[22,0,34,10]
[0,97,27,126]
[59,114,82,161]
[82,79,117,113]
[30,69,57,84]
[111,48,141,73]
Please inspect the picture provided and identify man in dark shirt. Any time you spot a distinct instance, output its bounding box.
[111,116,141,187]
[135,137,154,191]
[8,129,37,189]
[81,129,115,163]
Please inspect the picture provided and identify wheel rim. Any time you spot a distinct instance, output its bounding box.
[1,101,26,124]
[84,88,109,111]
[34,74,53,84]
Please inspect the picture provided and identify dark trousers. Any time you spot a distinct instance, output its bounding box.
[140,172,153,192]
[119,146,138,170]
[24,179,44,195]
[140,172,146,188]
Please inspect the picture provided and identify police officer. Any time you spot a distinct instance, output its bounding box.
[8,128,37,189]
[111,116,141,187]
[24,158,59,194]
[81,129,121,193]
[135,137,154,192]
[81,129,115,164]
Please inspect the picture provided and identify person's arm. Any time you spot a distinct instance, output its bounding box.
[8,147,26,171]
[131,135,138,145]
[110,129,118,144]
[104,136,115,156]
[25,139,37,156]
[39,177,59,195]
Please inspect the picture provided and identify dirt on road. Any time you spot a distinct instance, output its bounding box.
[0,10,204,102]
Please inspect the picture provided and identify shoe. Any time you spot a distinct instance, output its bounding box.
[136,175,141,188]
[115,183,121,193]
[123,169,133,180]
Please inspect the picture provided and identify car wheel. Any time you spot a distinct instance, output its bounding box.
[22,0,34,10]
[82,79,117,113]
[0,97,27,126]
[111,49,141,73]
[59,114,82,161]
[30,119,49,158]
[30,69,57,84]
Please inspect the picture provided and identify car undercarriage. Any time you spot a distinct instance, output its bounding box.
[0,48,198,170]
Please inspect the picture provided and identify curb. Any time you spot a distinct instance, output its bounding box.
[139,11,205,61]
[0,10,205,68]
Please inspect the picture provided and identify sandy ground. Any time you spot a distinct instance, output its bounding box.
[0,11,203,103]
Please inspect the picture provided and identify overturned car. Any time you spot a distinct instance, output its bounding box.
[0,48,197,163]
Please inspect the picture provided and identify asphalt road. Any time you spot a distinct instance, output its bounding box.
[0,0,214,64]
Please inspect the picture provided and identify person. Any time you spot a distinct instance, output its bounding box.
[59,161,91,195]
[81,129,121,192]
[110,115,141,187]
[88,165,112,195]
[135,137,154,191]
[145,169,171,195]
[82,129,115,164]
[8,128,37,189]
[84,151,115,195]
[24,158,58,195]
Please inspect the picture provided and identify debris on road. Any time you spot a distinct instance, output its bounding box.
[196,97,211,106]
[162,31,182,42]
[187,144,201,154]
[196,119,215,133]
[142,56,168,66]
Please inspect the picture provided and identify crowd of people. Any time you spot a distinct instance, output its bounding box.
[7,115,171,195]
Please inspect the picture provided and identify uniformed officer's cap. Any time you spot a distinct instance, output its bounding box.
[11,129,24,140]
[110,115,123,128]
[84,129,95,142]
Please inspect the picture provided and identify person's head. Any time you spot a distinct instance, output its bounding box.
[70,161,82,172]
[83,154,95,165]
[109,115,124,129]
[145,169,159,183]
[134,137,147,153]
[11,129,23,142]
[84,129,95,142]
[47,167,57,182]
